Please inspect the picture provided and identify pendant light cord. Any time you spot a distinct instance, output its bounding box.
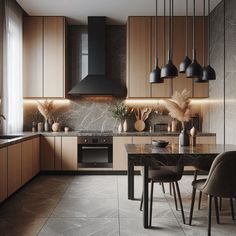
[193,0,195,57]
[155,0,158,66]
[163,0,166,64]
[185,0,188,55]
[208,0,210,64]
[203,0,205,65]
[168,0,171,60]
[171,0,174,59]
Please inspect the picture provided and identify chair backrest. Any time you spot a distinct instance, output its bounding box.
[201,151,236,198]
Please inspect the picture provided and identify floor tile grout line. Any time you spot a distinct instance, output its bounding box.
[37,176,76,235]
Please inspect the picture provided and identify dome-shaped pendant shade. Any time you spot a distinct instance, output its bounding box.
[202,65,216,81]
[179,56,191,73]
[186,59,203,78]
[150,66,163,83]
[161,59,178,78]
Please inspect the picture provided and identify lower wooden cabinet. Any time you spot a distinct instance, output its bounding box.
[32,137,40,176]
[0,148,7,202]
[55,137,62,170]
[22,139,33,185]
[133,136,151,144]
[113,136,133,171]
[8,143,22,197]
[41,136,55,170]
[152,136,179,144]
[62,137,77,170]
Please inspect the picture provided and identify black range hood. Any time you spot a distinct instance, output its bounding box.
[68,17,126,96]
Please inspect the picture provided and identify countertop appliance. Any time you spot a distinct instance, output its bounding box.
[78,133,113,168]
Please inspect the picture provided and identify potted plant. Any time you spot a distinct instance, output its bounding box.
[110,102,130,132]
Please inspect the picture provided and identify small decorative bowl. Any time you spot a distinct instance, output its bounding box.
[152,140,169,148]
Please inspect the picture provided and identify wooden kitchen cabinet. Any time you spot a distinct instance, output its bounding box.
[113,136,133,171]
[22,139,33,185]
[132,136,152,144]
[196,136,216,144]
[127,17,152,98]
[61,137,77,170]
[23,17,43,97]
[8,143,22,197]
[54,136,62,170]
[0,147,7,202]
[41,136,55,170]
[32,137,40,176]
[44,17,65,97]
[151,136,179,145]
[23,16,65,98]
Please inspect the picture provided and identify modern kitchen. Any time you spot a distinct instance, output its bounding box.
[0,0,236,235]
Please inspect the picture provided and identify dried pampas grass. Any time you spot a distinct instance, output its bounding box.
[37,100,54,121]
[163,89,191,128]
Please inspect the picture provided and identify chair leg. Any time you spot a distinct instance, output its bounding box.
[208,195,212,236]
[161,183,165,194]
[140,192,143,211]
[214,197,220,224]
[149,181,154,227]
[193,169,198,181]
[169,183,172,195]
[219,197,222,211]
[172,182,178,211]
[198,191,202,210]
[230,198,235,220]
[189,187,196,225]
[175,181,185,224]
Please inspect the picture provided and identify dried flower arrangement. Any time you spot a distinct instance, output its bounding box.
[37,100,54,122]
[163,89,191,129]
[110,102,130,121]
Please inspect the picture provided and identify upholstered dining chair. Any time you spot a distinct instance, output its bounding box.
[189,151,236,236]
[140,157,185,226]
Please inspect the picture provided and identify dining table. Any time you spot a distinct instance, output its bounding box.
[125,143,236,228]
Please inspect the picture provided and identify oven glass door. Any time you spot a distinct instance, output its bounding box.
[78,144,112,167]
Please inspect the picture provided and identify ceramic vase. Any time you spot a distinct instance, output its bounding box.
[118,121,123,133]
[123,120,128,132]
[179,128,189,146]
[52,122,60,132]
[44,120,49,132]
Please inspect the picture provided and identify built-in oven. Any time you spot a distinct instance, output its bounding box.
[78,136,113,168]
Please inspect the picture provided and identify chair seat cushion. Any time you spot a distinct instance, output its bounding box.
[192,178,207,190]
[149,166,182,182]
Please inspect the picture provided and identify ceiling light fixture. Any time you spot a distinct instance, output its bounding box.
[202,0,216,81]
[179,0,191,73]
[161,0,178,79]
[186,0,203,79]
[150,0,163,83]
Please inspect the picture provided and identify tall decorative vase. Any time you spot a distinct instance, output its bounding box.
[123,119,128,132]
[179,128,189,146]
[118,121,123,133]
[44,120,49,132]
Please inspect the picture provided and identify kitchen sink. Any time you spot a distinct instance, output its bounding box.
[0,135,22,139]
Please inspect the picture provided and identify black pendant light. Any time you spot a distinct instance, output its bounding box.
[161,0,178,78]
[179,0,191,73]
[186,0,203,78]
[150,0,163,83]
[202,0,216,81]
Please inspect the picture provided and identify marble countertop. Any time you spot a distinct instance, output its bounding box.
[0,131,216,148]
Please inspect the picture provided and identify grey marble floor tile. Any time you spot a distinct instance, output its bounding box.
[38,217,119,236]
[0,217,47,236]
[120,217,185,236]
[52,197,118,218]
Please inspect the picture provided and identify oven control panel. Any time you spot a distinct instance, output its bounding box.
[78,136,113,144]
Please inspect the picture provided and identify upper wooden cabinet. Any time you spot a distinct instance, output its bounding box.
[23,16,66,98]
[127,16,208,98]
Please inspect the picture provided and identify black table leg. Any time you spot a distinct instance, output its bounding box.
[128,157,134,200]
[143,164,149,228]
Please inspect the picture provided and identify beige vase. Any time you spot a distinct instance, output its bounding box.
[52,122,60,132]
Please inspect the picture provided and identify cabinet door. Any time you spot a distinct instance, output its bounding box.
[0,148,7,202]
[55,136,62,170]
[132,136,151,144]
[23,17,43,97]
[32,137,40,176]
[8,144,22,196]
[22,139,33,185]
[113,136,132,171]
[196,136,216,144]
[44,17,65,97]
[41,136,55,170]
[62,137,77,170]
[127,17,151,98]
[151,17,172,98]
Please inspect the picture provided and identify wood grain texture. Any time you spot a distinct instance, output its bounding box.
[32,137,40,176]
[113,136,132,170]
[41,136,55,170]
[127,17,152,98]
[7,144,22,197]
[44,17,65,98]
[23,17,43,97]
[22,139,33,185]
[0,148,7,202]
[55,136,62,170]
[61,137,77,170]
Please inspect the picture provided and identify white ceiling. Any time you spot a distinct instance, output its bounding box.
[16,0,222,25]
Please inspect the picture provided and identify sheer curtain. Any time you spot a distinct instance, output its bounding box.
[2,0,23,133]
